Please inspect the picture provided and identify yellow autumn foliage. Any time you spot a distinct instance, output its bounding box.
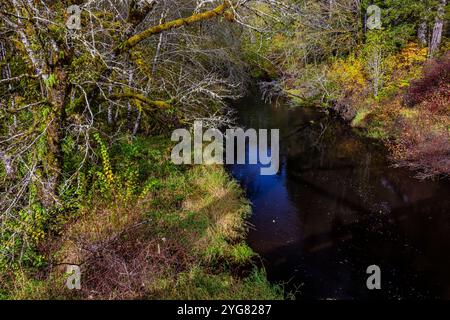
[328,55,366,92]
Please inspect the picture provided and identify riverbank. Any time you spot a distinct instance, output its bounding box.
[240,2,449,180]
[252,40,450,179]
[0,136,283,300]
[334,51,450,180]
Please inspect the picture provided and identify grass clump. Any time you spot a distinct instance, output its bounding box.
[155,266,283,300]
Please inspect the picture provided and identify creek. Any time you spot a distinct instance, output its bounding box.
[227,90,450,299]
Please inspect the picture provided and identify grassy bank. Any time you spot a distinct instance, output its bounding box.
[0,136,283,300]
[239,0,449,180]
[310,48,450,180]
[244,30,450,179]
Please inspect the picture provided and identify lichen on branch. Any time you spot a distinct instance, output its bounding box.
[119,1,233,52]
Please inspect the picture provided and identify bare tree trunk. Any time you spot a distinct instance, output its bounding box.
[368,47,383,98]
[152,11,167,76]
[132,110,142,136]
[0,152,13,176]
[429,0,447,57]
[126,69,134,132]
[418,22,428,46]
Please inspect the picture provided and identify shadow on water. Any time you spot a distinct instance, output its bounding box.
[226,90,450,300]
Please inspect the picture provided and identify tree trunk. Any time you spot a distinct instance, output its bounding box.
[418,22,428,46]
[108,84,114,126]
[132,110,142,136]
[429,0,447,57]
[126,69,134,132]
[152,11,167,77]
[43,66,69,207]
[0,41,16,178]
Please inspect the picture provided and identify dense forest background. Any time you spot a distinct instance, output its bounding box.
[0,0,448,299]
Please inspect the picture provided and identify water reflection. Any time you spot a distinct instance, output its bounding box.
[227,91,450,300]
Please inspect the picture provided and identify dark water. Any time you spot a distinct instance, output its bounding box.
[227,92,450,300]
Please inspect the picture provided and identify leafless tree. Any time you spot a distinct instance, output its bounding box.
[0,0,294,265]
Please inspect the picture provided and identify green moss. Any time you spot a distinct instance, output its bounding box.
[351,109,371,128]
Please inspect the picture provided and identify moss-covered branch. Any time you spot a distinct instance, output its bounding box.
[119,1,232,52]
[109,93,172,110]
